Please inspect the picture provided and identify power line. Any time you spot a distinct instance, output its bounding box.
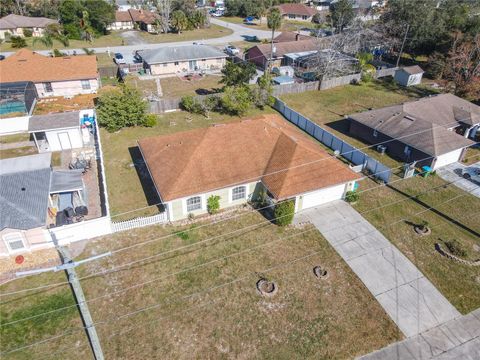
[2,160,477,299]
[2,184,477,337]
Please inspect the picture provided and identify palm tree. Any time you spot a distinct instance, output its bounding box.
[32,33,54,48]
[171,10,188,34]
[267,8,282,70]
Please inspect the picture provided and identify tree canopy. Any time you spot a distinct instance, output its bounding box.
[329,0,354,33]
[221,62,257,87]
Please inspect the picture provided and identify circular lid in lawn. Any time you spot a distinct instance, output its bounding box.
[313,266,329,279]
[256,279,278,297]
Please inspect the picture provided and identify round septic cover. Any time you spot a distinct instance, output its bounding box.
[15,255,25,264]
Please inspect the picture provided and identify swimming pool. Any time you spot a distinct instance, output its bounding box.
[0,100,27,116]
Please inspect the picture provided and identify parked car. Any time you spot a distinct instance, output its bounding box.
[462,166,480,182]
[114,53,126,64]
[0,55,5,61]
[224,45,240,56]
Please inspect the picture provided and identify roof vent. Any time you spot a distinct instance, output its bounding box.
[404,115,415,121]
[166,144,171,147]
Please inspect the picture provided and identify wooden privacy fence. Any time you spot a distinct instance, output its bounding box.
[111,212,168,233]
[273,98,392,183]
[149,97,183,113]
[272,81,320,96]
[320,73,362,90]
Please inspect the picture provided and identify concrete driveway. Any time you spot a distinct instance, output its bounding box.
[120,30,147,45]
[295,201,460,338]
[436,162,480,198]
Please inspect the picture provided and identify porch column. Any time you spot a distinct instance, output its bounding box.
[32,132,39,152]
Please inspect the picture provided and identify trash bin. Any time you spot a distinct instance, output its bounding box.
[421,165,432,177]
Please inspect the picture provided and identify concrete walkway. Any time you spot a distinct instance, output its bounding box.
[294,201,460,338]
[436,161,480,199]
[358,308,480,359]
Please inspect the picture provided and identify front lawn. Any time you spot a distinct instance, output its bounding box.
[101,108,276,219]
[354,174,480,314]
[0,32,125,52]
[280,80,439,171]
[0,211,400,359]
[137,24,232,44]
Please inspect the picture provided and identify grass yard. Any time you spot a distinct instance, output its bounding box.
[353,174,480,314]
[221,16,315,32]
[101,108,277,219]
[161,75,223,98]
[0,211,400,359]
[280,80,440,171]
[0,146,37,159]
[137,24,233,44]
[0,32,125,52]
[96,53,115,67]
[124,75,159,98]
[0,133,30,144]
[462,146,480,165]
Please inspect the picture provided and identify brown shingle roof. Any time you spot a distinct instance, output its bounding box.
[349,94,478,156]
[247,39,324,60]
[276,4,317,17]
[128,9,159,24]
[115,11,133,22]
[274,31,311,43]
[0,49,98,83]
[138,115,359,202]
[0,14,57,29]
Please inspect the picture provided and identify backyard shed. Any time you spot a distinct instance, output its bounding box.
[28,111,84,152]
[394,66,424,87]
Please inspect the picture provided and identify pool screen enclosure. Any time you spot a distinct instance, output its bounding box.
[0,81,37,116]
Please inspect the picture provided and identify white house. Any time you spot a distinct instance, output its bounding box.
[138,115,359,221]
[137,45,228,77]
[394,65,424,87]
[0,14,58,40]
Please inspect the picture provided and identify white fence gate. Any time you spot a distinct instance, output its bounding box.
[111,212,168,233]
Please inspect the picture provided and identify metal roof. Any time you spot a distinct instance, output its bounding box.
[138,45,227,64]
[50,170,84,193]
[0,153,52,230]
[29,111,80,132]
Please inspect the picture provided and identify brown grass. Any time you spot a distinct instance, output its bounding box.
[0,212,400,359]
[33,95,96,115]
[161,75,223,98]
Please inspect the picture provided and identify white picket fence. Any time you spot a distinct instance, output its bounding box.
[111,212,168,233]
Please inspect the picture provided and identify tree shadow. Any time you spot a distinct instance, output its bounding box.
[128,146,164,212]
[325,118,350,135]
[195,87,222,95]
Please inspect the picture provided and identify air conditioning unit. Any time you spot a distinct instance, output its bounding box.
[377,145,387,155]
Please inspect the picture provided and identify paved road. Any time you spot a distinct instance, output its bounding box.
[436,161,480,198]
[0,18,273,57]
[358,308,480,360]
[294,201,460,338]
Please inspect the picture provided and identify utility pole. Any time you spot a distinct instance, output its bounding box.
[396,23,410,68]
[16,234,110,360]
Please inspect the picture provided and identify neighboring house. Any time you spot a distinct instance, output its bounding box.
[29,109,96,152]
[0,49,99,98]
[273,31,311,43]
[129,9,159,32]
[0,14,57,40]
[394,65,424,87]
[245,39,320,69]
[0,153,84,257]
[138,115,359,221]
[107,9,158,32]
[137,45,227,76]
[276,4,317,22]
[107,11,134,30]
[348,94,478,170]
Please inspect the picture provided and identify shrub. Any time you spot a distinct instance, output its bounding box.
[143,114,157,127]
[23,29,33,37]
[445,239,467,258]
[221,86,252,115]
[10,36,27,48]
[419,220,429,230]
[345,191,359,203]
[180,95,196,112]
[53,49,66,57]
[207,195,220,214]
[274,200,295,226]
